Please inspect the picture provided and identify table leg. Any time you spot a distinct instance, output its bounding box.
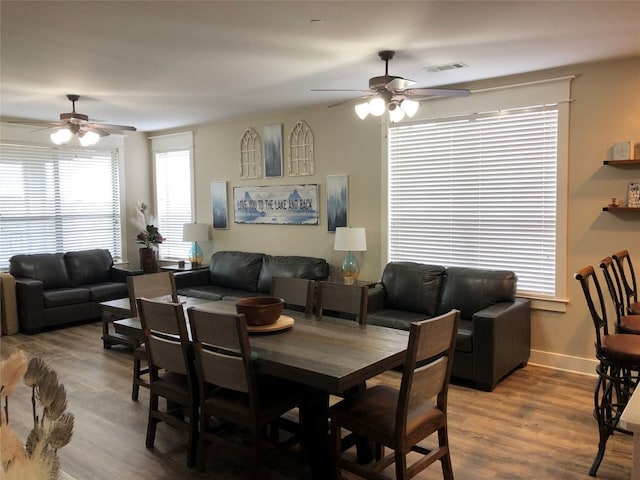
[299,386,334,480]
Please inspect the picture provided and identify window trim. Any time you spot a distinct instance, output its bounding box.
[381,77,573,311]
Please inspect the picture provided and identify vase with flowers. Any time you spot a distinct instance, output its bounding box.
[131,201,165,273]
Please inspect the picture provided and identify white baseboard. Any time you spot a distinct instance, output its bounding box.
[529,349,598,377]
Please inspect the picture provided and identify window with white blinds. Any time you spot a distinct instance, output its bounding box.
[388,105,558,297]
[154,149,193,260]
[0,143,121,270]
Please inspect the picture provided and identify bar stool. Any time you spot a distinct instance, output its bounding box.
[599,257,640,335]
[613,250,640,315]
[575,265,640,476]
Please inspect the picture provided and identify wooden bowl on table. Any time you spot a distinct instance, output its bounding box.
[235,297,284,326]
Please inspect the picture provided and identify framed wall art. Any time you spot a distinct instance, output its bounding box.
[239,128,262,179]
[233,184,319,225]
[211,181,229,229]
[263,123,283,177]
[326,174,348,232]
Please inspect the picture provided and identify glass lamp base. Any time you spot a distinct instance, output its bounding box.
[341,251,360,285]
[188,241,204,266]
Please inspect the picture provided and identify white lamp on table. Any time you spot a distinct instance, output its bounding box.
[182,223,209,267]
[334,227,367,285]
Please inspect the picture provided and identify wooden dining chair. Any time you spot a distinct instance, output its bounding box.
[599,257,640,335]
[315,282,368,324]
[329,309,461,480]
[187,308,300,476]
[574,266,640,476]
[270,276,315,314]
[128,272,179,401]
[136,297,198,468]
[613,250,640,315]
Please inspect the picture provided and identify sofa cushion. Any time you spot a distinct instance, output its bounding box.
[209,251,265,293]
[65,249,114,287]
[43,288,91,308]
[10,253,69,290]
[367,309,433,331]
[438,267,517,319]
[257,255,330,293]
[380,262,445,315]
[87,282,129,302]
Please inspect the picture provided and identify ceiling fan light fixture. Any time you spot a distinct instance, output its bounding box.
[50,127,72,145]
[79,130,100,146]
[368,96,386,117]
[388,103,405,123]
[400,99,419,118]
[355,102,370,120]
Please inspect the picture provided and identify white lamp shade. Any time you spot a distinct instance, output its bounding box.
[50,128,72,145]
[79,130,100,146]
[389,106,405,123]
[400,99,419,117]
[182,223,209,242]
[354,102,370,120]
[334,227,367,252]
[368,97,386,116]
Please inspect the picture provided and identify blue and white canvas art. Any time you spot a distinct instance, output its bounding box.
[326,175,348,232]
[263,124,283,177]
[233,184,319,225]
[211,181,228,229]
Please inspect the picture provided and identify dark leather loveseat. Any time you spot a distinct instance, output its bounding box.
[10,249,142,333]
[367,262,531,391]
[175,250,330,301]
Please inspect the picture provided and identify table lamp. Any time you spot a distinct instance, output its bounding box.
[334,227,367,285]
[182,223,209,266]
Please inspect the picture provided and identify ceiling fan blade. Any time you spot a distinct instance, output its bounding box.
[88,122,137,132]
[328,94,373,108]
[311,88,371,93]
[403,88,470,98]
[385,77,415,91]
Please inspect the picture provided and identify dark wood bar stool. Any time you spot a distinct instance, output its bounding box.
[574,265,640,476]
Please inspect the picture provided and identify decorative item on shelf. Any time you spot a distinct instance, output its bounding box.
[609,197,624,208]
[334,227,367,285]
[182,222,209,267]
[0,350,74,479]
[131,201,165,273]
[612,141,632,161]
[628,183,640,208]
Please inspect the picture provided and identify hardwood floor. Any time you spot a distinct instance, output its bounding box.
[0,321,632,480]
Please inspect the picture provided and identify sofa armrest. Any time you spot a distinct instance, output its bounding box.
[13,277,45,332]
[471,297,531,390]
[109,266,144,283]
[367,285,387,313]
[174,269,210,290]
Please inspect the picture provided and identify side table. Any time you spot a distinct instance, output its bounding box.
[160,263,209,272]
[100,298,135,349]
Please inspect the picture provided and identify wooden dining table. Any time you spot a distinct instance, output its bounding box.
[114,299,409,480]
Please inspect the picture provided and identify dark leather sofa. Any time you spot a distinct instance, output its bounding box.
[367,262,531,391]
[10,249,142,333]
[175,250,330,301]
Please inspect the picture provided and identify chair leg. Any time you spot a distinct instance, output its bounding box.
[132,355,142,401]
[589,364,621,476]
[146,393,159,449]
[439,427,454,480]
[394,450,407,480]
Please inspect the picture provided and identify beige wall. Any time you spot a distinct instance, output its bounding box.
[127,56,639,374]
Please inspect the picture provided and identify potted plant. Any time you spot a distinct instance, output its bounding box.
[132,201,165,273]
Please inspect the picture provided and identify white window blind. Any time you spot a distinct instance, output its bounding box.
[388,105,558,297]
[154,148,193,260]
[0,143,121,270]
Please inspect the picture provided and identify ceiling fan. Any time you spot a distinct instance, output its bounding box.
[20,94,137,146]
[312,50,470,121]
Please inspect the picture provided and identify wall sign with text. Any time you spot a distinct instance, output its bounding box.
[233,184,319,225]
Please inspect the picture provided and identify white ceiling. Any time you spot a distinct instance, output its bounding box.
[1,1,639,133]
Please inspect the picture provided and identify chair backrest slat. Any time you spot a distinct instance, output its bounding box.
[574,266,610,348]
[316,282,368,324]
[128,272,178,316]
[599,257,627,331]
[136,297,191,380]
[270,276,314,314]
[397,309,460,433]
[188,308,253,395]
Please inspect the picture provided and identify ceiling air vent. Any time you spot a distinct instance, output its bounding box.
[423,62,468,73]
